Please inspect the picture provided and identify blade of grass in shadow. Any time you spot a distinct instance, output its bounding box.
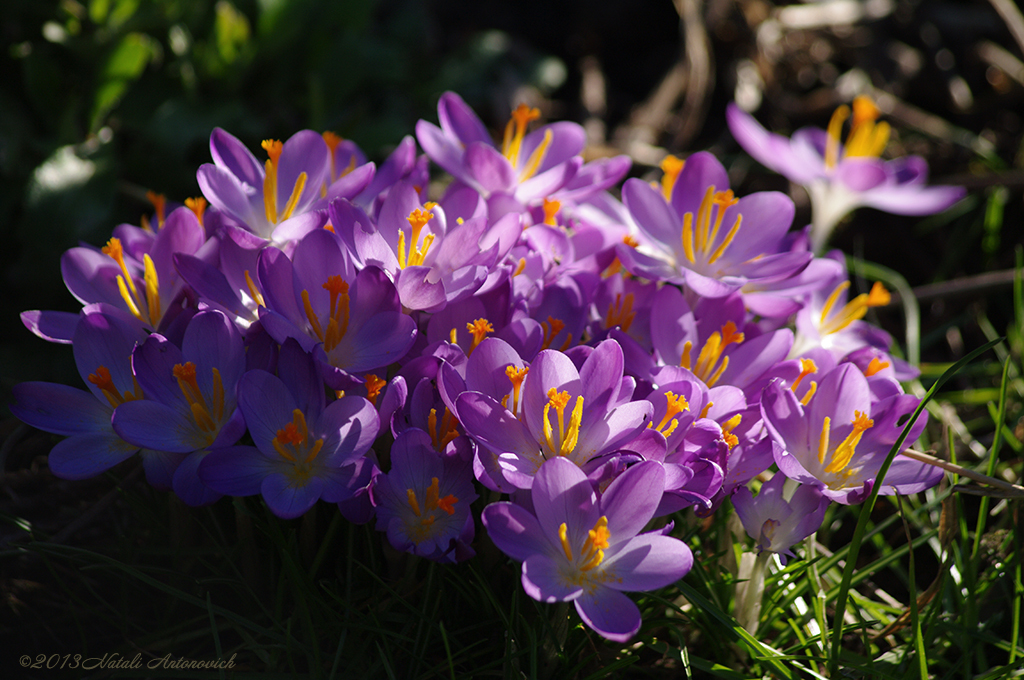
[25,542,288,645]
[827,338,1001,677]
[966,357,1010,675]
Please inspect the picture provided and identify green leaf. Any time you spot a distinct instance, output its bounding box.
[90,31,155,131]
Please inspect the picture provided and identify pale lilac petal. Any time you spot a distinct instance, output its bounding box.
[603,534,693,591]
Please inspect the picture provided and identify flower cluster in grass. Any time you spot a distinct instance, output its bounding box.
[11,91,956,641]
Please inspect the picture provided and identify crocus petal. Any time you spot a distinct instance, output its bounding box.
[198,445,276,496]
[481,501,550,562]
[522,554,583,602]
[603,533,693,591]
[262,472,323,519]
[574,588,642,642]
[47,432,137,479]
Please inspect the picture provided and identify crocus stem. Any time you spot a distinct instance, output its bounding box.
[736,551,771,634]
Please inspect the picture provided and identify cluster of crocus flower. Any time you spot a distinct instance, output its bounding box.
[11,91,953,642]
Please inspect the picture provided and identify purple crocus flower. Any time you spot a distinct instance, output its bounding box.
[59,206,206,333]
[10,307,185,487]
[727,98,965,253]
[455,339,653,490]
[416,92,585,205]
[198,340,380,519]
[618,152,810,299]
[255,227,417,390]
[371,428,478,563]
[482,457,693,642]
[732,473,829,565]
[111,310,247,506]
[761,363,942,504]
[196,128,333,245]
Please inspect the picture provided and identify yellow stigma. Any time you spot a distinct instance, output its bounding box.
[172,362,225,444]
[428,407,460,451]
[146,191,167,229]
[680,186,743,266]
[185,197,207,225]
[824,411,874,475]
[540,316,570,351]
[271,409,324,471]
[864,356,890,377]
[660,155,685,200]
[505,365,529,415]
[559,517,611,573]
[542,388,584,458]
[819,281,891,336]
[579,516,610,572]
[102,238,161,326]
[604,292,636,332]
[466,318,494,354]
[88,365,143,409]
[262,139,307,225]
[364,374,386,408]
[405,477,459,544]
[824,96,890,170]
[502,103,541,169]
[542,197,561,226]
[791,358,818,393]
[681,321,745,387]
[302,276,350,353]
[650,390,689,437]
[398,207,436,268]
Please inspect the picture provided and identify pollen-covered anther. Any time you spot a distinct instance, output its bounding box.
[88,365,142,409]
[542,388,583,457]
[650,390,689,437]
[825,411,874,474]
[304,275,350,352]
[398,208,436,268]
[428,407,460,450]
[502,103,541,169]
[819,281,890,336]
[406,477,457,524]
[721,413,742,449]
[683,321,744,387]
[261,139,307,225]
[172,361,223,435]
